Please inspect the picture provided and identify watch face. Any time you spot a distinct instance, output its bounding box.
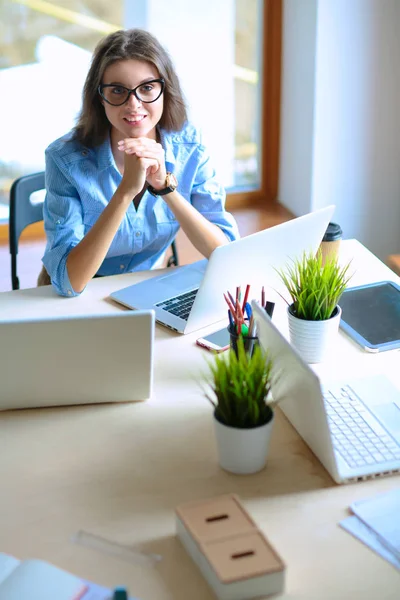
[167,172,178,189]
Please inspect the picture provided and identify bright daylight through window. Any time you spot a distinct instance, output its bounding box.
[0,0,262,223]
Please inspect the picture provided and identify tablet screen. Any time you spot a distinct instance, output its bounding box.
[340,282,400,346]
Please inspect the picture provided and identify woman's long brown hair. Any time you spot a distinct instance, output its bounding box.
[73,29,187,147]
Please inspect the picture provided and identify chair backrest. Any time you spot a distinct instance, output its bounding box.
[9,171,45,290]
[168,239,179,267]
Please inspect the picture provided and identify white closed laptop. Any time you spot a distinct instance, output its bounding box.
[0,310,155,410]
[110,205,335,335]
[252,301,400,484]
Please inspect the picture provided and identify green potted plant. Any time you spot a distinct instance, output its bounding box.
[202,337,276,475]
[278,251,352,363]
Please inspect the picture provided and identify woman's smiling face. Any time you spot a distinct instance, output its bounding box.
[101,58,164,141]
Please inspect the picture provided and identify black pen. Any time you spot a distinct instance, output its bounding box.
[265,301,275,318]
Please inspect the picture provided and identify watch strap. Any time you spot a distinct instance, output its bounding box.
[147,172,177,196]
[147,184,175,196]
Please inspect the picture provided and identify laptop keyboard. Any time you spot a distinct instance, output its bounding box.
[323,385,400,468]
[155,289,198,321]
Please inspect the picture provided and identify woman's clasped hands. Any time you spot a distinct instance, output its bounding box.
[118,137,166,194]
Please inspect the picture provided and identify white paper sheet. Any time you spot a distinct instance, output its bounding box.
[0,553,20,585]
[350,488,400,560]
[340,515,400,571]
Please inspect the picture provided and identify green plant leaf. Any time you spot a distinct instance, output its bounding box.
[277,251,353,320]
[201,337,276,429]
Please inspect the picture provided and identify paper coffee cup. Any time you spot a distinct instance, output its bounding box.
[319,222,342,265]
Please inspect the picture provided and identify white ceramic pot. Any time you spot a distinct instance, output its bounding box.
[213,412,274,475]
[287,304,342,364]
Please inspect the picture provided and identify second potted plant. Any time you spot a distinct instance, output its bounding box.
[278,251,352,363]
[202,337,276,475]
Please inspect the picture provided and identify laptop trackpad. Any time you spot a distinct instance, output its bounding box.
[157,267,202,293]
[374,403,400,440]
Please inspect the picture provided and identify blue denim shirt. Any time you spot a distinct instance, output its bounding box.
[42,122,240,297]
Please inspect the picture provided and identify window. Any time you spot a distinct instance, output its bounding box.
[0,0,281,228]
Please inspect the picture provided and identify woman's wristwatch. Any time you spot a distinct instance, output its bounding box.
[148,172,178,196]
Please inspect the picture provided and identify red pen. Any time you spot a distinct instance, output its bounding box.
[72,585,89,600]
[227,290,236,306]
[236,302,245,325]
[261,285,265,307]
[236,286,242,305]
[241,284,250,312]
[223,293,237,321]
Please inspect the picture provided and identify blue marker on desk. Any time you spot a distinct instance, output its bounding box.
[113,588,128,600]
[245,301,252,321]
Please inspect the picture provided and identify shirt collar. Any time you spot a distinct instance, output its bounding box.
[158,127,176,172]
[96,134,115,172]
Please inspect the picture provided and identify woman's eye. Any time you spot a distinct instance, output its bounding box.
[111,86,125,95]
[140,84,153,93]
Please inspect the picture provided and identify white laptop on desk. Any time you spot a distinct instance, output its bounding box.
[110,205,335,335]
[0,311,154,410]
[252,301,400,484]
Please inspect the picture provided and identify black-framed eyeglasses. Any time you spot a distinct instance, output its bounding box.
[98,78,165,106]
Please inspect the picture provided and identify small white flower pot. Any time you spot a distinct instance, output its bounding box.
[287,304,342,364]
[213,412,274,475]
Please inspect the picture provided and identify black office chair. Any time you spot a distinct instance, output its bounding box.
[168,238,179,267]
[9,171,45,290]
[9,172,178,290]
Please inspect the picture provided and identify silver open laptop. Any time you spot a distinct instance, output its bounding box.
[252,301,400,484]
[0,310,154,410]
[110,206,335,334]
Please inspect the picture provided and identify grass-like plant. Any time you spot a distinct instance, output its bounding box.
[278,251,352,321]
[203,337,275,429]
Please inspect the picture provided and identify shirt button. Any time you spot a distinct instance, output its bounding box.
[135,231,141,237]
[67,290,72,296]
[81,150,89,156]
[120,264,124,270]
[56,220,61,224]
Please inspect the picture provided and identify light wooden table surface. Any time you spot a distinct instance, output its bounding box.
[0,240,399,599]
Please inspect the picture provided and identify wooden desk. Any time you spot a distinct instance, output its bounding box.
[0,240,399,599]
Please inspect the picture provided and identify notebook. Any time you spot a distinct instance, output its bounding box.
[0,553,137,599]
[110,206,335,334]
[252,301,400,484]
[0,310,154,410]
[0,554,85,600]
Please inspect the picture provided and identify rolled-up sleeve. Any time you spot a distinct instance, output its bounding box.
[190,146,240,242]
[42,152,85,297]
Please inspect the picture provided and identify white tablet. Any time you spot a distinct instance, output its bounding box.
[339,280,400,352]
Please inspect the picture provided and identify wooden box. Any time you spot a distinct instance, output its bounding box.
[176,494,285,600]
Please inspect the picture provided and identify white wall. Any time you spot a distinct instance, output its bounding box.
[279,0,318,216]
[125,0,235,187]
[279,0,400,260]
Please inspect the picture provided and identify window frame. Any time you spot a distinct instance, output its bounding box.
[227,0,282,210]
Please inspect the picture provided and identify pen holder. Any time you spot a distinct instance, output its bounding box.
[228,323,258,358]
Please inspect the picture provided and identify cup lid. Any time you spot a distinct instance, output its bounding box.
[323,222,342,242]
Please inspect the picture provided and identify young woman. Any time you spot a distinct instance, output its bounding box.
[42,28,239,296]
